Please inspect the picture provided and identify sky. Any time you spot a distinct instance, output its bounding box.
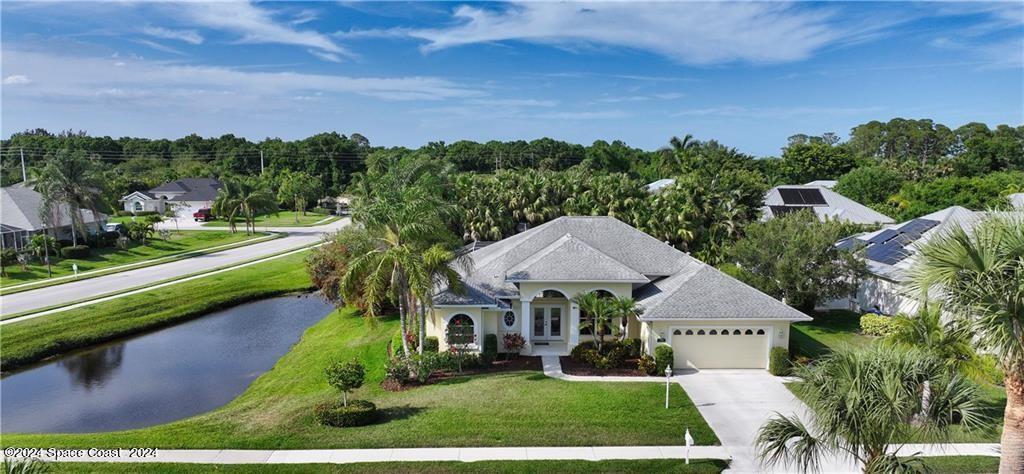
[1,1,1022,157]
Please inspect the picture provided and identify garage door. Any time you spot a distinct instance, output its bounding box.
[671,327,768,369]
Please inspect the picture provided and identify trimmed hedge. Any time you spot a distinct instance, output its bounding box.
[654,344,673,375]
[860,313,897,337]
[570,340,629,369]
[60,245,91,259]
[424,336,439,353]
[768,347,790,376]
[482,333,498,366]
[313,399,378,427]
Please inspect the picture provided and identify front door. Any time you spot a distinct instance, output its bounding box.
[532,305,563,341]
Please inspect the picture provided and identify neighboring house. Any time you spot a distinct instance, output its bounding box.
[761,184,894,225]
[803,179,837,189]
[830,205,1021,315]
[426,216,811,370]
[318,195,352,215]
[0,185,107,250]
[644,178,676,194]
[120,178,222,218]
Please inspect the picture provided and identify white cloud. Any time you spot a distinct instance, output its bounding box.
[3,75,32,85]
[386,2,847,65]
[466,98,558,107]
[307,49,343,63]
[171,1,353,61]
[1,49,483,111]
[135,39,187,56]
[672,105,885,119]
[142,26,204,45]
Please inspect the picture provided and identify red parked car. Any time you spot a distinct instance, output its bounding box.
[193,208,214,222]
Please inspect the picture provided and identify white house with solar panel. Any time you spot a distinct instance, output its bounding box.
[829,205,1016,315]
[762,183,894,225]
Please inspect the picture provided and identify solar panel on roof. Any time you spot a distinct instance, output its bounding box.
[866,229,899,245]
[865,240,910,265]
[798,188,827,205]
[898,219,939,238]
[778,188,805,205]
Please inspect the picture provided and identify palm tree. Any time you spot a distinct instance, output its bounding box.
[885,304,986,380]
[609,297,643,341]
[213,177,277,234]
[757,346,987,473]
[905,213,1023,473]
[34,150,105,246]
[572,292,616,353]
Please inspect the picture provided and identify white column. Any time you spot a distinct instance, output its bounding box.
[520,299,532,355]
[569,302,580,350]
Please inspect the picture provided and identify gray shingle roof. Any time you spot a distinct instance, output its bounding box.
[1,186,105,231]
[149,178,222,202]
[635,263,812,321]
[763,185,894,225]
[505,234,648,282]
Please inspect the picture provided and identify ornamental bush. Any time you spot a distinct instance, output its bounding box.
[638,354,657,375]
[313,399,378,427]
[860,313,897,337]
[482,334,498,367]
[626,338,642,358]
[324,359,365,406]
[654,344,674,375]
[502,332,525,357]
[424,336,439,353]
[768,347,790,376]
[60,245,90,259]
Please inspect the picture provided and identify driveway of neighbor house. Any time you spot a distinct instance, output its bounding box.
[675,370,860,473]
[0,218,348,317]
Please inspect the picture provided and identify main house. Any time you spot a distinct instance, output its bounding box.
[120,178,222,218]
[426,216,811,370]
[1,185,107,251]
[762,183,894,225]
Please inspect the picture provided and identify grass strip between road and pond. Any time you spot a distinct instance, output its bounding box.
[0,232,279,296]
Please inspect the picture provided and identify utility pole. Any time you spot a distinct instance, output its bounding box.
[20,148,27,183]
[260,150,265,175]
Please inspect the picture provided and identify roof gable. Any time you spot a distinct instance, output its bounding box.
[763,185,894,225]
[505,234,648,282]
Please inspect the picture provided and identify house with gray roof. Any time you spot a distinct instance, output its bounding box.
[427,216,811,370]
[120,178,222,218]
[762,184,894,225]
[0,185,107,251]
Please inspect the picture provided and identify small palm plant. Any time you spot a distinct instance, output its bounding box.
[756,345,987,473]
[572,292,616,353]
[885,304,986,379]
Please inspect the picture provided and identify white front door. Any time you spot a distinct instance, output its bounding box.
[532,305,563,341]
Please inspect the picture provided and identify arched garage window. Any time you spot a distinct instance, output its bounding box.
[745,329,753,335]
[447,314,475,346]
[756,329,766,335]
[685,329,694,335]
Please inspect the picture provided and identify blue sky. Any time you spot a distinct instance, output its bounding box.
[2,1,1021,156]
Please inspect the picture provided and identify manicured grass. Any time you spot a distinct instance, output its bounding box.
[0,231,265,288]
[790,310,875,359]
[49,460,730,473]
[3,308,719,449]
[203,211,337,228]
[918,456,1000,474]
[0,251,313,372]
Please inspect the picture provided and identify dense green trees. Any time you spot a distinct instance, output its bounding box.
[276,170,323,222]
[779,140,857,183]
[833,166,905,207]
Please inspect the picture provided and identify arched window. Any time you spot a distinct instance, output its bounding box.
[447,314,475,346]
[502,311,516,329]
[756,329,766,335]
[697,329,705,335]
[673,329,682,335]
[709,330,718,335]
[721,330,729,336]
[684,329,694,335]
[733,330,741,335]
[745,329,754,335]
[133,201,143,212]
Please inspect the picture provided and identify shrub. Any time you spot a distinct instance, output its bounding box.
[860,313,897,337]
[570,341,597,362]
[60,245,90,259]
[313,399,378,427]
[482,334,498,366]
[325,359,365,406]
[57,239,74,248]
[385,355,416,385]
[115,210,133,217]
[654,344,674,375]
[424,336,439,353]
[502,332,525,357]
[626,338,642,358]
[638,354,657,375]
[0,249,17,276]
[769,347,790,376]
[133,210,159,216]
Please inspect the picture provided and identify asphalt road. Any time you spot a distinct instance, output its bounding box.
[0,219,347,317]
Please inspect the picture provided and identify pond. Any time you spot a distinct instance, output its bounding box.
[0,295,334,434]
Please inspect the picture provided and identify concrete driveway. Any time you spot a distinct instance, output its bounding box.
[0,218,348,317]
[676,370,859,473]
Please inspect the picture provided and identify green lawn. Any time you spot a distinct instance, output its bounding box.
[919,456,1000,474]
[203,211,338,228]
[0,231,267,289]
[3,307,719,449]
[790,310,876,359]
[0,251,314,372]
[46,460,730,474]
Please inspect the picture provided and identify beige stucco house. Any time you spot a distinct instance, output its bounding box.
[426,216,811,370]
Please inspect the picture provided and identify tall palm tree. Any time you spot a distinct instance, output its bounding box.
[906,214,1024,473]
[609,297,643,341]
[213,177,277,234]
[757,346,987,473]
[34,150,105,246]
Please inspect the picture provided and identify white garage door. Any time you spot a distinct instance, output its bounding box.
[671,327,768,369]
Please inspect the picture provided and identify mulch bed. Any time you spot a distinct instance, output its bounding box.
[559,356,649,377]
[381,356,542,391]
